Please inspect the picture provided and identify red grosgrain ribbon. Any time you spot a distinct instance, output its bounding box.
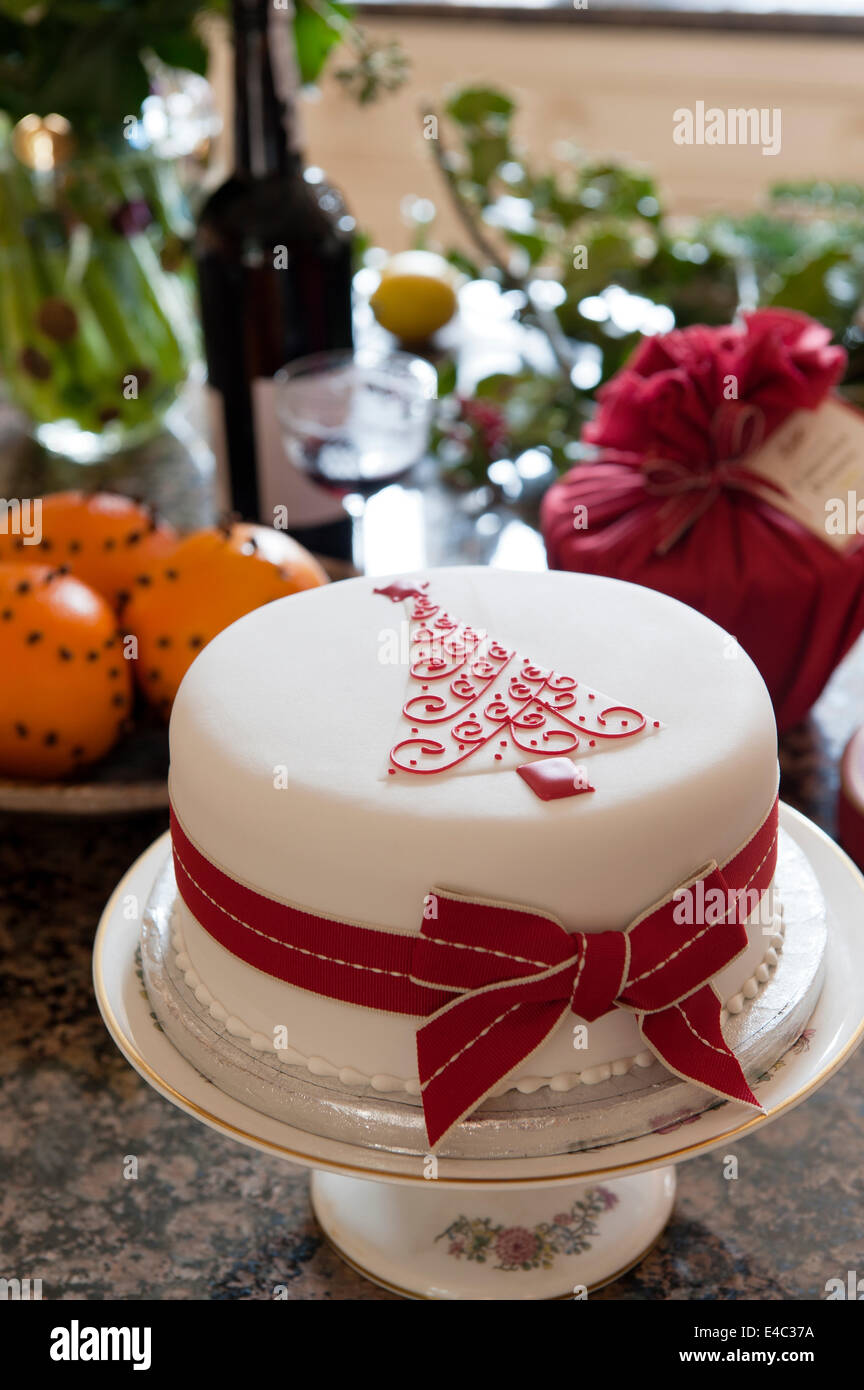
[170,794,779,1148]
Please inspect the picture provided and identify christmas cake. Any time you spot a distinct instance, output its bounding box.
[165,567,782,1147]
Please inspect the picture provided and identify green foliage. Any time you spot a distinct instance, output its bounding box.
[427,86,864,487]
[0,1,405,147]
[0,146,197,435]
[0,2,218,144]
[445,88,514,127]
[292,0,409,97]
[335,34,410,105]
[293,0,351,86]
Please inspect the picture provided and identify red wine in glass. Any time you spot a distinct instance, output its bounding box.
[275,350,437,567]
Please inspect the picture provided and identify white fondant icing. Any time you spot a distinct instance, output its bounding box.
[167,568,780,1098]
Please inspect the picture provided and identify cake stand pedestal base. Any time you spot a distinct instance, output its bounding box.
[311,1167,676,1300]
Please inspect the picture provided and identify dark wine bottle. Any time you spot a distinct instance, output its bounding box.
[195,0,355,558]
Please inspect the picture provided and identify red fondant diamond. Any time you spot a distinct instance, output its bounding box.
[517,758,596,802]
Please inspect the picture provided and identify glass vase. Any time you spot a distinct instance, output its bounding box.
[0,145,200,463]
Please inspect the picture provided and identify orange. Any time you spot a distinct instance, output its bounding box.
[123,523,328,716]
[0,490,178,609]
[0,564,133,778]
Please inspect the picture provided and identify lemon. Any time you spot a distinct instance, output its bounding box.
[370,251,459,343]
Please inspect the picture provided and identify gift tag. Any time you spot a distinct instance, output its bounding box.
[747,398,864,551]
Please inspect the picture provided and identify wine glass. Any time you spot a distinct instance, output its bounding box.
[274,347,437,572]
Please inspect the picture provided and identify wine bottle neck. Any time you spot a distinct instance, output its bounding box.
[233,0,303,179]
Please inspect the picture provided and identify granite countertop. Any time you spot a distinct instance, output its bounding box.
[1,415,864,1300]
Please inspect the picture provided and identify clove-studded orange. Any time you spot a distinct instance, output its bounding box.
[123,523,329,716]
[0,564,133,778]
[0,490,178,610]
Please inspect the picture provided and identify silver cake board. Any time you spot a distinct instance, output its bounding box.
[141,829,826,1161]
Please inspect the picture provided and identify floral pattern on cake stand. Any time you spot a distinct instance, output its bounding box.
[437,1187,619,1271]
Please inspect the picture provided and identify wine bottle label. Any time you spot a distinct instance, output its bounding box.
[205,382,347,527]
[206,385,233,514]
[252,378,347,527]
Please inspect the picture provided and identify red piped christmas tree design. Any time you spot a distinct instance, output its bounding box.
[376,582,660,792]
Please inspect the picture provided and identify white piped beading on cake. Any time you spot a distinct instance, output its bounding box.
[169,910,785,1098]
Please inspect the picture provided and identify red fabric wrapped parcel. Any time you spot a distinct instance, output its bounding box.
[541,309,864,730]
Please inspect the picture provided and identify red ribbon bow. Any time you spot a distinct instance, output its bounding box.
[169,794,778,1150]
[411,867,763,1147]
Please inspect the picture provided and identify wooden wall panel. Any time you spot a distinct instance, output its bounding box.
[209,18,864,247]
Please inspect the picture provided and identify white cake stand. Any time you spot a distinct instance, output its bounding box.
[94,806,864,1300]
